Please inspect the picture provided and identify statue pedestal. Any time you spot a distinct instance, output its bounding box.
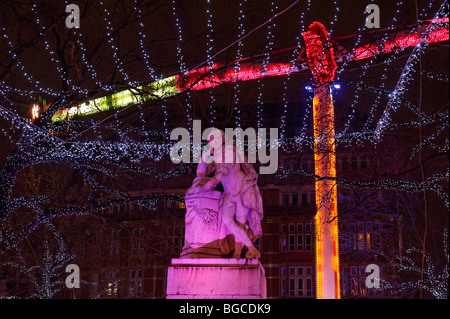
[166,258,266,299]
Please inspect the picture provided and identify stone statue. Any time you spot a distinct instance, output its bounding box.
[181,129,263,259]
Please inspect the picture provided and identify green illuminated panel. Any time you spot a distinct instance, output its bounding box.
[51,76,179,122]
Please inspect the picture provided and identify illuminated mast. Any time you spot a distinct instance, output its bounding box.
[303,21,340,299]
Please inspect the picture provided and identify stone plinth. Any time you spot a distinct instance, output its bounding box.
[166,258,266,299]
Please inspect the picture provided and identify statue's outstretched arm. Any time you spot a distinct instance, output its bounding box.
[200,164,231,192]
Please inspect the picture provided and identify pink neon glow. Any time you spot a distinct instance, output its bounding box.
[220,63,292,85]
[174,18,448,92]
[176,63,292,92]
[424,17,449,24]
[303,21,338,84]
[353,25,449,60]
[176,64,219,91]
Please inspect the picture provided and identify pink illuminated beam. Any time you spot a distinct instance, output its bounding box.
[50,18,448,122]
[176,17,448,93]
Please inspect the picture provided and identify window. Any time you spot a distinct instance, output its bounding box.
[131,241,138,254]
[129,269,143,298]
[305,234,312,250]
[361,155,367,169]
[302,158,312,172]
[305,223,311,232]
[282,266,313,297]
[281,267,287,296]
[306,277,312,296]
[373,233,381,249]
[342,156,349,170]
[167,225,185,254]
[351,156,358,169]
[107,271,119,297]
[110,230,120,256]
[110,241,120,256]
[289,235,295,251]
[297,234,303,250]
[302,159,308,171]
[346,222,382,251]
[283,193,290,206]
[289,278,296,296]
[301,192,308,205]
[292,193,298,206]
[173,237,180,252]
[342,265,373,297]
[282,222,311,252]
[281,234,286,251]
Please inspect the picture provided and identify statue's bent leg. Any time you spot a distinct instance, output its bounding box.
[222,196,253,247]
[222,195,260,259]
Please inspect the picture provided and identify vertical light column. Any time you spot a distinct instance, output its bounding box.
[313,84,340,299]
[303,21,340,299]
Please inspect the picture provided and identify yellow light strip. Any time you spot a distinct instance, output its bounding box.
[313,88,340,299]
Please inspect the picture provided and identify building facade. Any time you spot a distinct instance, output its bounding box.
[45,146,402,299]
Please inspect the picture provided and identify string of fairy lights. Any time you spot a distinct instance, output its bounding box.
[99,1,137,88]
[0,25,61,97]
[340,0,405,135]
[172,0,193,136]
[279,0,312,143]
[340,0,444,137]
[1,1,446,137]
[338,0,440,134]
[0,0,447,157]
[375,1,449,140]
[0,1,448,264]
[205,0,217,127]
[232,0,247,137]
[376,229,448,299]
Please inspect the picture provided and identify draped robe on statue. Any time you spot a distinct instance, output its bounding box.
[181,144,263,258]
